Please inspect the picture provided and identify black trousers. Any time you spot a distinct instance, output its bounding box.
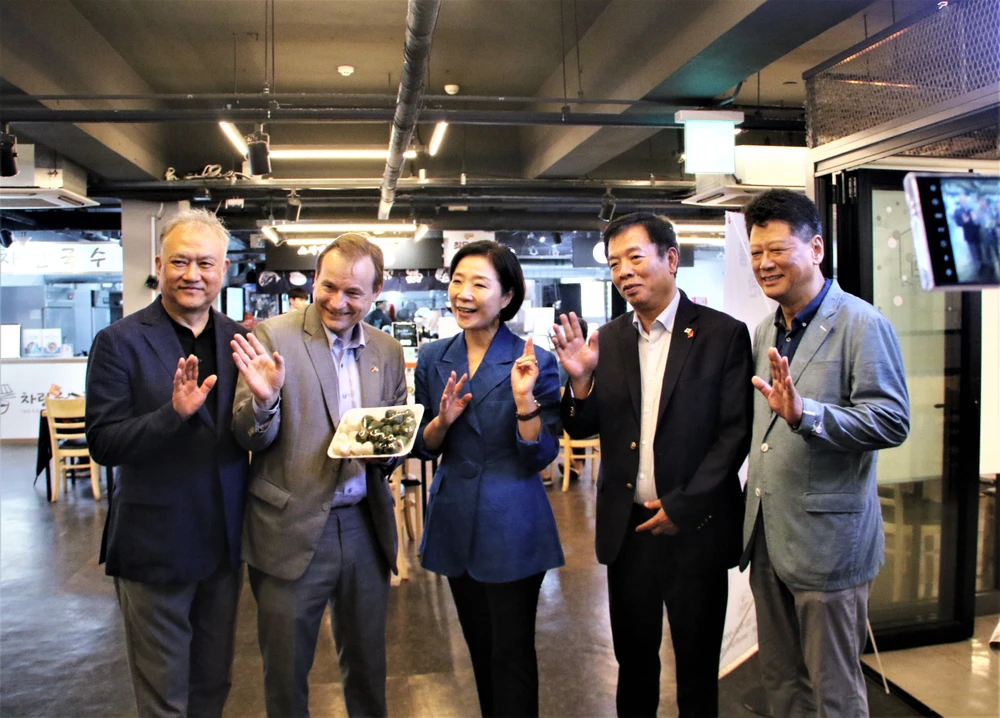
[448,571,546,718]
[608,504,728,718]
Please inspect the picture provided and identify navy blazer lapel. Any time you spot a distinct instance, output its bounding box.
[140,299,186,380]
[436,333,481,434]
[302,307,341,424]
[140,299,216,430]
[211,310,238,434]
[788,282,842,385]
[470,325,517,408]
[656,294,697,426]
[616,315,642,422]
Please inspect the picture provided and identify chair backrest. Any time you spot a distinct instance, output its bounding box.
[45,396,87,441]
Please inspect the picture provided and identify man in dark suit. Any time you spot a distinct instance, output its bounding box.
[231,234,406,717]
[553,212,753,717]
[86,209,249,717]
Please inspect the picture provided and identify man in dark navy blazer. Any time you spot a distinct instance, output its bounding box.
[86,209,249,717]
[554,213,753,717]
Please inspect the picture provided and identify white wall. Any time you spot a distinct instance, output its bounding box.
[983,289,999,475]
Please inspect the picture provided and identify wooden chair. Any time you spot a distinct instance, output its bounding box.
[44,396,101,502]
[560,432,601,492]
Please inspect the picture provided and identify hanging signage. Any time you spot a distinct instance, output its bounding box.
[443,230,494,267]
[0,242,123,274]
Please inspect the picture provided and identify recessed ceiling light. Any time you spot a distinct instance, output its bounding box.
[338,65,355,77]
[444,84,460,95]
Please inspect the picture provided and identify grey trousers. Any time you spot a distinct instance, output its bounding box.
[249,501,390,718]
[114,566,242,718]
[749,519,871,718]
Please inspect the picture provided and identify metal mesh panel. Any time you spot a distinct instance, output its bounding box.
[805,0,1000,149]
[899,124,1000,158]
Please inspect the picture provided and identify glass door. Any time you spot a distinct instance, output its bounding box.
[822,168,981,650]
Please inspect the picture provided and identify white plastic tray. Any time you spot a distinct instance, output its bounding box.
[327,404,424,459]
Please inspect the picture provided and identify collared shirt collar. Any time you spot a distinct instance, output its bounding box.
[773,278,832,333]
[322,320,367,353]
[631,288,681,337]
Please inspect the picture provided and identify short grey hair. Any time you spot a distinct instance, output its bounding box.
[158,208,231,254]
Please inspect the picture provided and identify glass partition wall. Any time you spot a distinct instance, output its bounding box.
[825,168,982,650]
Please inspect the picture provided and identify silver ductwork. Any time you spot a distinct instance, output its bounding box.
[378,0,442,220]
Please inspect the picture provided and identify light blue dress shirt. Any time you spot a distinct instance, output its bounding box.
[323,322,368,506]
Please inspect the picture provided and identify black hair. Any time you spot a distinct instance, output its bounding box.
[743,189,821,240]
[287,287,308,300]
[448,240,525,323]
[602,212,678,258]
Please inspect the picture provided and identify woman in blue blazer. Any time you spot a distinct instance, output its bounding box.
[413,240,564,717]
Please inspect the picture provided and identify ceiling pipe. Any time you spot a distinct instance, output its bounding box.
[379,0,442,219]
[0,106,804,132]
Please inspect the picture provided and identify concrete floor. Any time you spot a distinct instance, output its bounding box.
[1,442,922,717]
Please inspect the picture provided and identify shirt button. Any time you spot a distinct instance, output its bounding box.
[761,443,769,452]
[630,441,637,450]
[641,440,647,447]
[321,502,331,511]
[755,488,761,497]
[626,483,634,489]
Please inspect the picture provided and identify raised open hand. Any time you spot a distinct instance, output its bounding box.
[551,312,599,389]
[439,371,472,427]
[172,355,216,420]
[752,347,804,427]
[511,337,540,399]
[231,332,286,408]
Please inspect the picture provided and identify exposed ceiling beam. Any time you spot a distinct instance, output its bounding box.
[522,0,876,179]
[0,0,172,180]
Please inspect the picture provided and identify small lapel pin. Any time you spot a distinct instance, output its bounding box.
[684,327,695,339]
[370,366,379,373]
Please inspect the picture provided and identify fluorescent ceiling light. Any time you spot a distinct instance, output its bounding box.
[285,238,335,247]
[260,226,280,243]
[414,224,430,242]
[268,148,418,160]
[271,222,416,234]
[219,122,249,156]
[677,237,726,246]
[672,224,725,234]
[428,122,448,156]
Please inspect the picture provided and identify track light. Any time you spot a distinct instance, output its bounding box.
[0,229,13,249]
[598,189,617,223]
[246,127,271,177]
[284,191,302,223]
[0,127,18,178]
[553,232,563,245]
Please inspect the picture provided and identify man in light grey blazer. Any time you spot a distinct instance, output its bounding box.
[740,190,910,717]
[231,234,406,718]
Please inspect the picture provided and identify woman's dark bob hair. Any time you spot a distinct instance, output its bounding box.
[448,240,526,323]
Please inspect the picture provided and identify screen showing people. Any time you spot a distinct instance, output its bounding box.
[905,172,1000,290]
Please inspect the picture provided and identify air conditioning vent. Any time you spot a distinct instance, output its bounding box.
[0,188,99,209]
